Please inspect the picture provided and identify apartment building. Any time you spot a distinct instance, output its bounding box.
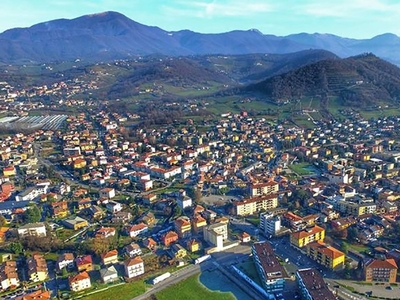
[252,241,285,293]
[364,258,398,283]
[296,268,336,300]
[260,213,281,237]
[234,194,278,216]
[306,241,345,270]
[290,225,325,248]
[248,181,279,197]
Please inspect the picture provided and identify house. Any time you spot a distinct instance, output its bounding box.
[95,227,116,239]
[62,216,88,230]
[106,200,122,214]
[75,255,93,272]
[101,250,118,265]
[69,271,91,292]
[174,216,191,238]
[162,231,179,247]
[142,193,157,205]
[144,237,157,250]
[124,256,144,279]
[186,239,201,253]
[87,205,105,220]
[364,258,398,283]
[139,212,156,226]
[2,166,16,177]
[17,222,46,238]
[77,198,92,211]
[177,195,192,210]
[56,253,74,272]
[111,211,132,224]
[127,223,148,238]
[27,254,48,282]
[15,290,51,300]
[191,214,207,234]
[99,188,116,199]
[124,243,142,258]
[170,244,187,259]
[51,201,69,218]
[99,265,118,284]
[240,232,251,243]
[0,261,20,291]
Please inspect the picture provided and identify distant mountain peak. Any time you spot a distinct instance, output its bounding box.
[0,11,399,64]
[86,11,125,18]
[248,28,263,35]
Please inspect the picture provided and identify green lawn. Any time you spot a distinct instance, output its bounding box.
[288,163,313,175]
[82,280,146,300]
[154,274,235,300]
[348,243,369,253]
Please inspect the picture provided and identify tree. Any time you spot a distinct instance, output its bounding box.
[0,215,6,227]
[23,205,42,224]
[340,241,349,255]
[347,227,358,243]
[9,242,23,255]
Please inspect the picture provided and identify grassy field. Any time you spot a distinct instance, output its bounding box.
[82,280,146,300]
[288,163,313,176]
[154,274,235,300]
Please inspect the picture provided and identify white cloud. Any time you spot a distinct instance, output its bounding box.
[298,0,400,18]
[163,0,275,18]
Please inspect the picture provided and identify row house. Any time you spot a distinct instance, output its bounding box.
[27,254,48,282]
[0,261,19,291]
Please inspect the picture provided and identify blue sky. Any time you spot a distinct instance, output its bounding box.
[1,0,400,38]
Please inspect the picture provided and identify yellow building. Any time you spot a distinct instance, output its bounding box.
[2,166,16,177]
[191,215,207,234]
[187,239,201,253]
[290,225,325,248]
[174,217,191,238]
[306,241,345,270]
[73,159,87,169]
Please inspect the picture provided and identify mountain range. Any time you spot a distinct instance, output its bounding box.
[1,11,400,64]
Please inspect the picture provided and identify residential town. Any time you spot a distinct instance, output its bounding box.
[1,77,400,300]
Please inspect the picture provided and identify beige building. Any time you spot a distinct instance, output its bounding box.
[234,194,278,216]
[364,258,398,283]
[248,181,279,197]
[203,222,228,250]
